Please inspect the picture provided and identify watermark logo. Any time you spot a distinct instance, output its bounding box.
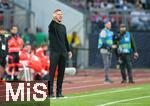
[4,81,48,102]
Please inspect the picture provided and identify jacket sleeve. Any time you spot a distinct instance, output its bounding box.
[98,36,103,49]
[48,24,52,42]
[48,21,54,42]
[98,30,106,49]
[130,33,137,52]
[64,27,70,52]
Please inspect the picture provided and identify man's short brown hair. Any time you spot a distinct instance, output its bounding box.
[53,9,62,19]
[0,26,5,30]
[120,24,126,28]
[54,9,61,13]
[11,25,18,29]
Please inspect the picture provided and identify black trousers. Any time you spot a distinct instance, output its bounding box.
[0,56,6,68]
[8,52,19,72]
[120,54,133,81]
[71,47,78,67]
[48,51,67,95]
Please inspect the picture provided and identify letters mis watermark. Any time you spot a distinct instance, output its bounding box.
[0,81,48,102]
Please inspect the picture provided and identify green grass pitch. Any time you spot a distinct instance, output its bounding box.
[51,84,150,106]
[1,84,150,106]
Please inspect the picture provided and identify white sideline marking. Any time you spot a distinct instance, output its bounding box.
[62,78,149,90]
[97,95,150,106]
[50,78,150,91]
[63,77,119,84]
[50,96,68,100]
[51,87,142,100]
[63,83,112,90]
[62,77,150,88]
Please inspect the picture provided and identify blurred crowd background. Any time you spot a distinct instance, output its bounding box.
[59,0,150,68]
[0,0,150,70]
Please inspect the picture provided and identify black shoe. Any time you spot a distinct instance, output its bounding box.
[121,80,127,83]
[49,94,55,98]
[56,93,64,98]
[105,79,113,83]
[129,80,135,83]
[14,76,19,81]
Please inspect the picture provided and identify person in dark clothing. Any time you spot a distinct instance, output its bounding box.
[48,9,72,98]
[0,26,7,80]
[116,24,139,83]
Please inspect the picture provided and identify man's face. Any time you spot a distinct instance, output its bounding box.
[105,22,111,29]
[120,27,126,32]
[26,45,32,52]
[0,29,5,35]
[11,27,18,34]
[54,11,63,22]
[43,46,48,51]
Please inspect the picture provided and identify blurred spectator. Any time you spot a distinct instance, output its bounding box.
[118,0,134,10]
[22,27,35,46]
[87,0,93,10]
[93,0,101,9]
[7,26,24,80]
[0,26,7,80]
[61,0,150,10]
[135,0,143,9]
[71,0,86,9]
[130,5,150,30]
[0,0,12,26]
[68,31,81,67]
[87,0,150,32]
[100,0,113,9]
[128,0,135,4]
[34,27,48,47]
[90,12,99,23]
[117,0,134,5]
[64,0,115,10]
[141,0,146,9]
[146,0,150,9]
[0,0,10,9]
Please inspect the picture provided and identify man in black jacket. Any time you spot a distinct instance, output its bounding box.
[48,9,72,98]
[0,26,7,80]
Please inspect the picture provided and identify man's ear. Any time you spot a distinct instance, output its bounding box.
[52,13,56,20]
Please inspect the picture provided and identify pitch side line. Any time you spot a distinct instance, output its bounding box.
[97,95,150,106]
[61,78,150,90]
[51,87,143,100]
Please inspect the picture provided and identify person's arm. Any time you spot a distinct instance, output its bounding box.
[98,30,106,49]
[65,34,71,52]
[112,33,119,49]
[6,36,11,55]
[64,26,72,59]
[130,33,137,53]
[48,24,52,41]
[130,33,139,59]
[48,21,54,42]
[64,27,70,52]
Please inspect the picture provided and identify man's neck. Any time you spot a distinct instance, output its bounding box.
[54,19,61,24]
[105,27,110,30]
[120,31,126,34]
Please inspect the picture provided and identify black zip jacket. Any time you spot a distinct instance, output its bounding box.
[48,20,70,53]
[0,34,8,57]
